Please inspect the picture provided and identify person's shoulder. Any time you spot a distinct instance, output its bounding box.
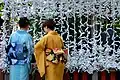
[10,31,18,37]
[40,35,48,40]
[56,34,62,39]
[25,33,32,40]
[27,33,32,37]
[38,35,48,42]
[9,31,19,42]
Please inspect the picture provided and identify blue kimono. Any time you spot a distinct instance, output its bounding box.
[8,30,33,80]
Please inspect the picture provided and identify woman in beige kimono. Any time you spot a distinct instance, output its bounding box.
[34,19,66,80]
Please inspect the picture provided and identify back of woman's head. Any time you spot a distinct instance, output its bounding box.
[42,19,56,30]
[18,17,30,28]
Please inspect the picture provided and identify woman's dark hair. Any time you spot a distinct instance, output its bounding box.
[42,19,56,30]
[18,17,30,28]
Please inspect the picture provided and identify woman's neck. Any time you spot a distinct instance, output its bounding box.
[48,29,54,32]
[20,28,27,31]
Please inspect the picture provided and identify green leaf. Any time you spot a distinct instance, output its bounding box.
[0,0,3,3]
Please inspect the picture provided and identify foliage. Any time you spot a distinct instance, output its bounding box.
[0,2,4,17]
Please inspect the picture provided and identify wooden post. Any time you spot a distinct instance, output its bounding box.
[82,72,88,80]
[110,69,116,80]
[63,72,70,80]
[116,71,120,80]
[4,73,9,80]
[0,69,4,80]
[101,71,106,80]
[73,71,79,80]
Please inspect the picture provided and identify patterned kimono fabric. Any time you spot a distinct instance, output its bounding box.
[34,31,65,80]
[8,30,33,80]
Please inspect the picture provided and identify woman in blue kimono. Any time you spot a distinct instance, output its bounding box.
[7,17,33,80]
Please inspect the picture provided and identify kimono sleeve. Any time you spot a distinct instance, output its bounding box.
[34,36,47,51]
[34,36,47,77]
[6,33,18,53]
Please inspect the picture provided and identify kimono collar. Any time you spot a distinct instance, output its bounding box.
[17,30,28,34]
[48,31,58,35]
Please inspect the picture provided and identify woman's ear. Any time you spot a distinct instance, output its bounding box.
[45,26,48,29]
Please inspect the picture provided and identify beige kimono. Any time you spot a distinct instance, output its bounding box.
[34,31,65,80]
